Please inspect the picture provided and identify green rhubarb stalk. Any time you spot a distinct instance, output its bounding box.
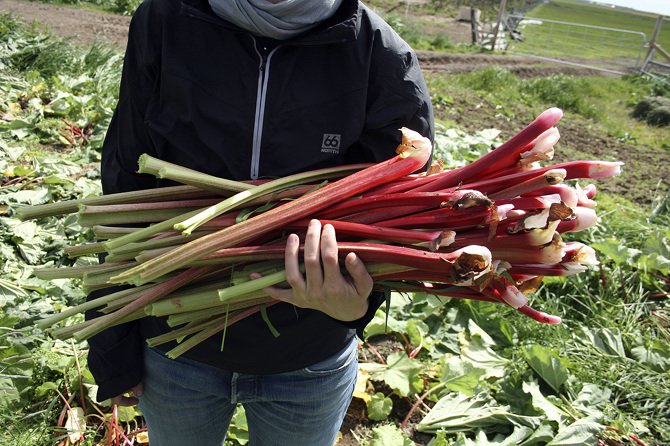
[14,185,211,221]
[147,287,225,317]
[166,294,271,326]
[36,284,153,329]
[78,205,203,227]
[64,241,108,258]
[174,164,372,236]
[218,270,287,303]
[137,154,253,194]
[74,265,217,341]
[165,305,272,359]
[82,264,142,293]
[93,225,141,239]
[33,262,132,281]
[146,315,227,347]
[110,128,432,286]
[51,309,145,340]
[103,208,208,253]
[104,232,208,263]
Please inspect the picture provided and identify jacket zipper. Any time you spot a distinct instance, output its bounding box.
[251,39,279,180]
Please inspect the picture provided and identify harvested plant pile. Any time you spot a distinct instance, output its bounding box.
[15,108,622,359]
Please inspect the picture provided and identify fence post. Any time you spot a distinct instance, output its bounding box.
[471,7,479,45]
[641,15,669,74]
[491,0,508,51]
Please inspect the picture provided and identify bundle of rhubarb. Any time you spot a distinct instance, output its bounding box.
[17,107,622,358]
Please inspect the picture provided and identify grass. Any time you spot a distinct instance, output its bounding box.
[528,0,670,49]
[425,67,670,150]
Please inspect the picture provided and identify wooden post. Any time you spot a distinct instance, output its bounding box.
[641,15,664,71]
[491,0,508,51]
[471,7,479,45]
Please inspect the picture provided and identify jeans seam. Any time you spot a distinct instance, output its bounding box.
[230,372,239,405]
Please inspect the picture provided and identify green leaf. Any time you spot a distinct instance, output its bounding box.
[581,327,626,357]
[34,381,59,397]
[459,327,509,379]
[519,423,556,446]
[363,352,423,397]
[591,238,641,265]
[522,380,568,425]
[571,384,610,418]
[417,392,543,434]
[522,345,569,394]
[546,417,603,446]
[2,189,50,205]
[440,356,485,396]
[371,424,415,446]
[364,311,406,339]
[227,406,249,445]
[406,318,429,348]
[367,392,393,421]
[630,341,670,373]
[116,405,141,423]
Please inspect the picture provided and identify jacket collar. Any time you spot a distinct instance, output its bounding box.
[179,0,360,45]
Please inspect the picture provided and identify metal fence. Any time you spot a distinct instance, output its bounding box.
[504,14,649,75]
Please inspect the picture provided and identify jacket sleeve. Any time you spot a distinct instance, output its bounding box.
[86,1,160,403]
[338,41,434,335]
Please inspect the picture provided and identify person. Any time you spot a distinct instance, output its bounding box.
[86,0,434,444]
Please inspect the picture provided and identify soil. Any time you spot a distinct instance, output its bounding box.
[2,1,668,444]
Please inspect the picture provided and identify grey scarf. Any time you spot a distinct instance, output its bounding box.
[208,0,343,40]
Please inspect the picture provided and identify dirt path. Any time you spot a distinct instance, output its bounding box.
[1,0,130,47]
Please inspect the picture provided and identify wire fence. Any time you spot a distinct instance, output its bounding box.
[504,14,649,75]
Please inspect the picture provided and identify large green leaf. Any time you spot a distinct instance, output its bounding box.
[417,392,543,434]
[581,327,626,357]
[546,417,603,446]
[522,345,569,394]
[362,352,423,397]
[459,325,509,379]
[440,356,485,396]
[522,381,568,425]
[370,424,415,446]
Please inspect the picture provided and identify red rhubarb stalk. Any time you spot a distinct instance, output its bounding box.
[110,128,432,286]
[410,108,564,191]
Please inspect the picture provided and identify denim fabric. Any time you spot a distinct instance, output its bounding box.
[137,337,358,446]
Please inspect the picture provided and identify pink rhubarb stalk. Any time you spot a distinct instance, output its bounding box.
[410,107,564,191]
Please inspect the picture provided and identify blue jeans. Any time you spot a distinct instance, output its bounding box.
[137,338,358,446]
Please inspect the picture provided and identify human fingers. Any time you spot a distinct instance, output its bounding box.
[344,252,374,298]
[283,232,305,296]
[320,223,342,288]
[302,219,324,292]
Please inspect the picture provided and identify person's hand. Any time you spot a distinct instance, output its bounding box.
[111,382,144,407]
[257,219,373,321]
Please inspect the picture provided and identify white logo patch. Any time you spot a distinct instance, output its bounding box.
[321,134,341,154]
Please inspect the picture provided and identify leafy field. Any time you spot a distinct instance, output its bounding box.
[1,7,670,446]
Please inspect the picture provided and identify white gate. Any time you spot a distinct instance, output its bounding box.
[504,14,648,75]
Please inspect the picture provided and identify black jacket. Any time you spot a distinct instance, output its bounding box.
[88,0,434,402]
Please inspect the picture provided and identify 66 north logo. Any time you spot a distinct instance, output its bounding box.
[321,133,341,154]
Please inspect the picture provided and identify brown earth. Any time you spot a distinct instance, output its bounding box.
[0,0,131,47]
